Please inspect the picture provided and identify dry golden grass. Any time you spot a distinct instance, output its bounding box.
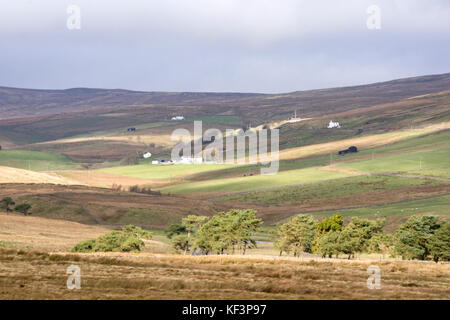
[57,170,157,188]
[0,214,111,251]
[0,166,81,185]
[0,214,449,300]
[37,134,176,148]
[0,249,449,300]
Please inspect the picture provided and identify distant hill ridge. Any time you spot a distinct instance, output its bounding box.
[1,72,450,121]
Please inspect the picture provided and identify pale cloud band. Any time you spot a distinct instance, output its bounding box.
[0,0,449,92]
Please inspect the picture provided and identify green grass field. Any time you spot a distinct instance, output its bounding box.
[187,115,242,124]
[305,195,450,218]
[0,150,77,171]
[63,121,170,139]
[99,163,238,179]
[181,129,450,183]
[404,168,450,180]
[217,175,446,205]
[161,166,355,194]
[338,146,449,173]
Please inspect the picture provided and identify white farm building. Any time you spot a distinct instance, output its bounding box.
[327,120,341,129]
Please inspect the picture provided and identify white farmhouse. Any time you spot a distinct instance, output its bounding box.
[171,116,185,121]
[327,120,341,129]
[173,156,203,164]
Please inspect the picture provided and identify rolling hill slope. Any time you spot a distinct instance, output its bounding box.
[1,73,450,146]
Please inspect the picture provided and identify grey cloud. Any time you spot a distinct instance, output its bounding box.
[0,0,449,92]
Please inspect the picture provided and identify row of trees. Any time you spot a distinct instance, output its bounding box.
[166,211,449,261]
[275,214,450,262]
[167,209,262,255]
[0,197,32,215]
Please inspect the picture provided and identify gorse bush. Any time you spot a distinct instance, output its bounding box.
[71,225,152,253]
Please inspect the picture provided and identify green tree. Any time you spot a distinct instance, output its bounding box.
[316,231,340,258]
[367,232,394,256]
[171,234,190,254]
[275,214,316,256]
[0,197,15,213]
[233,209,262,254]
[181,215,208,254]
[194,212,229,254]
[313,214,344,255]
[394,216,440,260]
[337,217,386,258]
[336,227,360,259]
[121,225,153,240]
[14,203,31,216]
[428,222,450,263]
[193,209,262,255]
[316,214,344,234]
[275,222,294,256]
[165,224,187,239]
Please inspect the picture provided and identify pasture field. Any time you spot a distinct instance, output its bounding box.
[217,175,447,205]
[403,168,450,180]
[160,166,355,195]
[93,126,449,195]
[0,150,77,171]
[99,163,238,180]
[304,195,450,218]
[167,128,450,183]
[187,115,242,124]
[61,121,170,140]
[338,146,449,174]
[278,126,443,161]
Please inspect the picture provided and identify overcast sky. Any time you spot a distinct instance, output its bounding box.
[1,0,449,93]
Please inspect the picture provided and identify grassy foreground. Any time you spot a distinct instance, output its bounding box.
[0,210,449,300]
[1,248,449,299]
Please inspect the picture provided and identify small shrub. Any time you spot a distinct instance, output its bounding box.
[71,225,152,253]
[15,203,32,216]
[128,185,161,196]
[71,239,96,253]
